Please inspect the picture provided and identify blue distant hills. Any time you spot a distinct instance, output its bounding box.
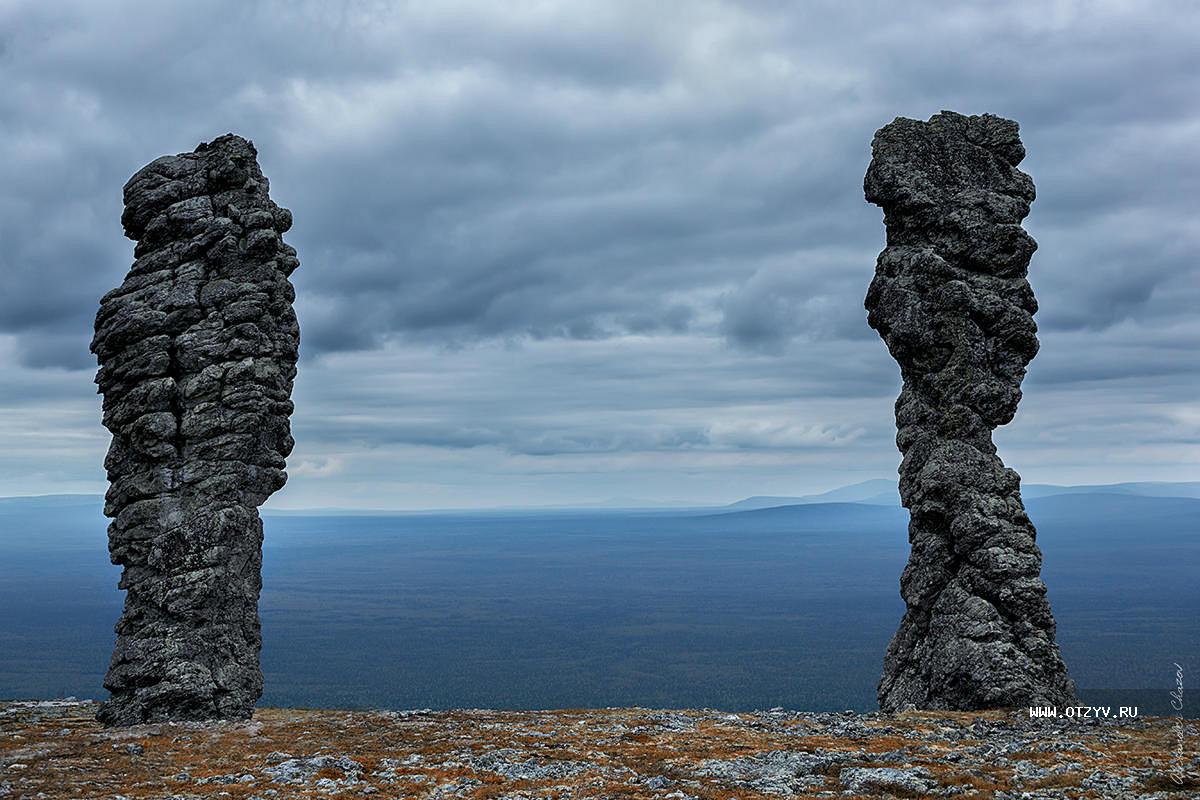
[723,478,1200,510]
[8,477,1199,514]
[1,481,1196,715]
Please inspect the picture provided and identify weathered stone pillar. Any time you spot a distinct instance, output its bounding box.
[864,111,1074,710]
[91,135,300,724]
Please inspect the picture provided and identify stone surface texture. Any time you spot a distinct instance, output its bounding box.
[3,700,1196,798]
[864,111,1075,711]
[90,134,299,725]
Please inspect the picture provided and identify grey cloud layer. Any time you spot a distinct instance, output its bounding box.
[1,1,1197,503]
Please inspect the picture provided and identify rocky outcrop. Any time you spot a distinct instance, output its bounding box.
[3,700,1193,798]
[90,135,299,725]
[864,111,1075,711]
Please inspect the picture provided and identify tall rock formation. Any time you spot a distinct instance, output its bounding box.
[864,112,1074,711]
[91,135,300,725]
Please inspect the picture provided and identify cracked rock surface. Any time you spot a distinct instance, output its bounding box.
[864,111,1075,712]
[90,134,300,726]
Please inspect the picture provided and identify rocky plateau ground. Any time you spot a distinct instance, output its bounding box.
[2,699,1196,799]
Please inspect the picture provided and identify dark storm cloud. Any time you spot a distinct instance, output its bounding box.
[1,1,1197,503]
[4,1,1197,369]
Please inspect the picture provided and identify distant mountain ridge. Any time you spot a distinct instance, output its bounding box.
[712,491,1200,527]
[723,480,1200,511]
[0,494,102,511]
[1022,481,1200,499]
[2,484,1197,715]
[724,479,900,510]
[3,480,1200,514]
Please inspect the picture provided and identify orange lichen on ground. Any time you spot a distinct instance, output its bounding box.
[1,700,1196,799]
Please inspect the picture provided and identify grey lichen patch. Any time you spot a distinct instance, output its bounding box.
[864,111,1075,711]
[91,134,300,726]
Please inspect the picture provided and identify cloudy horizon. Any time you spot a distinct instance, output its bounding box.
[2,1,1197,509]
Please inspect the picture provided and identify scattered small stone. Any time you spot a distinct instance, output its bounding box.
[198,774,238,785]
[0,700,1184,798]
[264,754,363,784]
[452,748,595,781]
[839,765,936,795]
[699,750,846,794]
[1011,759,1049,784]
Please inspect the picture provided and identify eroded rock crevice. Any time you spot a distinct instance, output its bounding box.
[864,111,1075,711]
[91,134,299,725]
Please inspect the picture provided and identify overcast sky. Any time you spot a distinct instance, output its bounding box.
[1,0,1197,508]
